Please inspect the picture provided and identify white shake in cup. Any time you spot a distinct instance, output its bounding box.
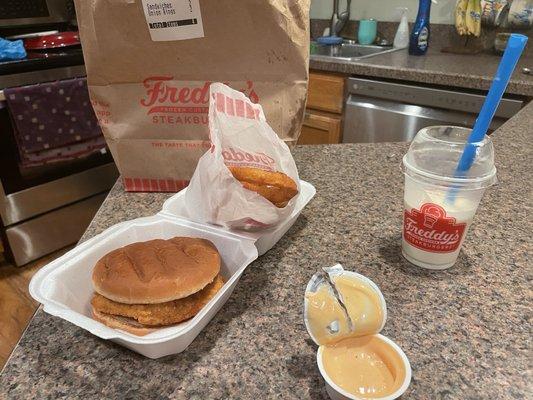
[401,126,497,270]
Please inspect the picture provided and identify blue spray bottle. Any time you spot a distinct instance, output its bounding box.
[409,0,436,55]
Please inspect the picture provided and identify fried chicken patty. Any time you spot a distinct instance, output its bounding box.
[92,274,224,326]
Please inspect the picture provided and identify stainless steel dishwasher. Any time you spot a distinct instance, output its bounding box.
[343,77,524,143]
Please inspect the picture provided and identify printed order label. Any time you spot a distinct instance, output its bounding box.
[141,0,204,41]
[403,203,466,253]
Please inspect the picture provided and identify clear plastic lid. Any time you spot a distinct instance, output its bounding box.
[303,264,387,346]
[403,126,497,189]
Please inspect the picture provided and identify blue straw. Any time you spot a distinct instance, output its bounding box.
[446,34,528,203]
[455,34,528,175]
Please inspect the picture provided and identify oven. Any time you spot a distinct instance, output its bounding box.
[0,0,118,266]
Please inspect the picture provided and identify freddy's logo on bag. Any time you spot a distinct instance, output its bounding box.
[403,203,466,253]
[140,77,210,125]
[140,78,259,125]
[222,147,276,171]
[141,77,211,108]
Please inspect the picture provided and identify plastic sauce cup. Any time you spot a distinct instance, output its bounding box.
[401,126,497,270]
[305,267,412,400]
[317,334,412,400]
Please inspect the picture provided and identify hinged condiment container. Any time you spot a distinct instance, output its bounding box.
[304,266,411,400]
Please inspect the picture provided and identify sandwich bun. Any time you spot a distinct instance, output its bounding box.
[92,309,158,336]
[92,237,220,304]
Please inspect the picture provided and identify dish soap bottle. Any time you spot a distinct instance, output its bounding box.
[409,0,436,55]
[393,7,409,48]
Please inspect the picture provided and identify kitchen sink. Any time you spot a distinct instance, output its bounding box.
[310,41,404,61]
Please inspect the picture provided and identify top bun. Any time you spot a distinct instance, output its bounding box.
[92,237,220,304]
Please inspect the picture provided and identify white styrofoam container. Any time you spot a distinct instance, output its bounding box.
[30,215,258,358]
[29,180,316,358]
[161,180,316,256]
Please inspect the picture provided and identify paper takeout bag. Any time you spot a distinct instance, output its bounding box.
[185,83,300,230]
[74,0,310,192]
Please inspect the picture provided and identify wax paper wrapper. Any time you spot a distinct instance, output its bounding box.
[184,83,300,230]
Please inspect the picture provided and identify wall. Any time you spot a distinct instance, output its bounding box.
[310,0,457,24]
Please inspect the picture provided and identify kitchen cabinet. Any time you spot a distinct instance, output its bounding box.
[299,71,346,145]
[306,71,345,113]
[299,110,342,145]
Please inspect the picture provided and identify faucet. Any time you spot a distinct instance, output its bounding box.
[330,0,351,37]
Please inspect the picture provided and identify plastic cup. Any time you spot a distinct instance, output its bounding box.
[401,126,497,270]
[358,19,377,45]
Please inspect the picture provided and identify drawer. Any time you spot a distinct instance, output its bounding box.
[298,109,342,145]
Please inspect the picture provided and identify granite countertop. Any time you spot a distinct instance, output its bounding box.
[310,49,533,97]
[1,102,532,399]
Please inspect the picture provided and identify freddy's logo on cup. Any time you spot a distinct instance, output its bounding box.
[222,147,276,171]
[403,203,466,253]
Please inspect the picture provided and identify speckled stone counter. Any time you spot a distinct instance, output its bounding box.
[310,49,533,97]
[1,102,531,399]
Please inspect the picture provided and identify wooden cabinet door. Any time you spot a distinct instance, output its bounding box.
[307,71,345,114]
[298,110,342,145]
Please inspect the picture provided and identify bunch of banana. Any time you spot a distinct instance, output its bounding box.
[455,0,482,36]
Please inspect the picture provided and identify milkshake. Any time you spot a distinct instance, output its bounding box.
[401,126,496,270]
